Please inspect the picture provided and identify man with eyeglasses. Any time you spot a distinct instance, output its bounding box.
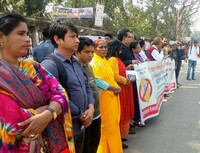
[147,37,164,62]
[117,28,139,66]
[117,28,141,144]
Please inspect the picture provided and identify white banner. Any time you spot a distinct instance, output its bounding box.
[164,58,177,93]
[128,58,176,124]
[51,6,94,18]
[94,4,104,27]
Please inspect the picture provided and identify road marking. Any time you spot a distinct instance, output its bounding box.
[180,86,199,89]
[186,141,200,153]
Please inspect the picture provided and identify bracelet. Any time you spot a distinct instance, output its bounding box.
[47,108,57,120]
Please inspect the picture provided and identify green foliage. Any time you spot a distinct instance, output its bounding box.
[0,0,53,16]
[24,0,45,16]
[0,0,24,13]
[0,0,199,39]
[191,30,200,42]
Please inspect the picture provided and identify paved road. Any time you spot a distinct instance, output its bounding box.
[124,59,200,153]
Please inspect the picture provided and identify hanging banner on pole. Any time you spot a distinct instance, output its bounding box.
[51,6,94,19]
[94,4,104,27]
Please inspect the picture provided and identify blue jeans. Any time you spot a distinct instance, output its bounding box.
[187,59,197,79]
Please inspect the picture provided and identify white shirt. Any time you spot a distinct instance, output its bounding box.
[145,41,150,51]
[151,45,164,62]
[188,46,199,61]
[139,50,148,61]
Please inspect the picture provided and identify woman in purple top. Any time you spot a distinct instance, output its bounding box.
[130,41,144,63]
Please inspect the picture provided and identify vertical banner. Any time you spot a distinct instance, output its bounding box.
[94,4,104,27]
[129,58,176,124]
[164,58,177,93]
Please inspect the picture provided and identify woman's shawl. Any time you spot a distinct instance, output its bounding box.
[0,59,75,153]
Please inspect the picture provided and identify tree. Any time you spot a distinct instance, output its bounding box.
[0,0,24,13]
[0,0,53,17]
[191,30,200,42]
[144,0,200,40]
[1,0,200,40]
[170,0,200,40]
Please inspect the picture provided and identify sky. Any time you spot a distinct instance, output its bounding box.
[191,12,200,32]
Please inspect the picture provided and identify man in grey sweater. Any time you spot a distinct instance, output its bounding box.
[76,37,101,153]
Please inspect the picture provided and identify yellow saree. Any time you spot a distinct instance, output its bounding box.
[90,53,123,153]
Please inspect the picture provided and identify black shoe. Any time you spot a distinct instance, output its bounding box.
[130,123,135,128]
[192,78,196,80]
[164,94,170,98]
[133,121,146,127]
[122,143,128,149]
[121,138,127,141]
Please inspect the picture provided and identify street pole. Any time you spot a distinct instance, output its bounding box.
[176,9,180,40]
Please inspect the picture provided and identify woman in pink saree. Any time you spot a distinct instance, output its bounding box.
[0,13,75,153]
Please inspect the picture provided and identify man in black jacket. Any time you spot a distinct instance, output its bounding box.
[170,43,182,86]
[117,28,139,66]
[117,28,143,135]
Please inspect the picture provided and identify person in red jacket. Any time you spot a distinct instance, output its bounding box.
[147,37,164,61]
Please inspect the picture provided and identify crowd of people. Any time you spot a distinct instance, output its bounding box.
[0,12,200,153]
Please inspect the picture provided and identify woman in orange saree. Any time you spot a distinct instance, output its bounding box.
[90,39,123,153]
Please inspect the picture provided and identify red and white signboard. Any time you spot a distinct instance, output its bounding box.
[129,58,176,124]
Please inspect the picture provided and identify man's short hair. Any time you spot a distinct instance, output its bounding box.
[104,33,113,39]
[117,28,130,41]
[152,37,162,45]
[139,39,145,48]
[194,40,198,44]
[42,26,50,39]
[49,21,79,48]
[172,43,177,47]
[77,37,95,53]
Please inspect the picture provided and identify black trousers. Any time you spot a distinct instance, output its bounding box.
[82,117,101,153]
[175,65,181,82]
[132,81,141,121]
[74,131,85,153]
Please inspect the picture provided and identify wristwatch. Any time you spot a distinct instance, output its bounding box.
[47,108,57,120]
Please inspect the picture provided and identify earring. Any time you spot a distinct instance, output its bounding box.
[0,42,3,49]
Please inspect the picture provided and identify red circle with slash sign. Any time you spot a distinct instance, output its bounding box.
[139,78,153,102]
